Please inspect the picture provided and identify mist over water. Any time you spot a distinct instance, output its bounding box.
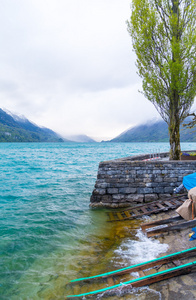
[0,142,195,299]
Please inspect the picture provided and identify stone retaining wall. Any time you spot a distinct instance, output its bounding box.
[90,152,196,208]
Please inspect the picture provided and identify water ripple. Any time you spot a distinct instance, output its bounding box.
[0,142,196,299]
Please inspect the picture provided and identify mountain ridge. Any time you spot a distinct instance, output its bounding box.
[64,134,96,143]
[107,119,196,142]
[0,108,96,143]
[0,108,66,142]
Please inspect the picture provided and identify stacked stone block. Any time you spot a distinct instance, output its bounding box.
[90,153,196,208]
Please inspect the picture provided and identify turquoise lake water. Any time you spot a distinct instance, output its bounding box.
[1,142,196,299]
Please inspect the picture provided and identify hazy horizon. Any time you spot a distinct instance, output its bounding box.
[0,1,195,140]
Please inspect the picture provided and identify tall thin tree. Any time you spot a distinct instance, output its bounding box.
[127,0,196,159]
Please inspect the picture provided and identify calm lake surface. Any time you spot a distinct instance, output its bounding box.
[1,142,196,299]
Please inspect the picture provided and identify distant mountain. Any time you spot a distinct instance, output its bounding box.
[66,134,96,143]
[108,119,196,142]
[0,108,66,142]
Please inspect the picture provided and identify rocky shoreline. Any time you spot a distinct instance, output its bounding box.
[103,209,196,300]
[138,210,196,300]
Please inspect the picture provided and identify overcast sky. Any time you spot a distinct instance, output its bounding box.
[1,0,190,141]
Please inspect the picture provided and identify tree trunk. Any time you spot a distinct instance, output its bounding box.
[169,116,181,160]
[169,1,181,160]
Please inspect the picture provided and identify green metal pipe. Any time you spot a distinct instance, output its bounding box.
[70,246,196,283]
[66,261,196,298]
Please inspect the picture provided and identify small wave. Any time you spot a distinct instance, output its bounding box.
[114,228,169,266]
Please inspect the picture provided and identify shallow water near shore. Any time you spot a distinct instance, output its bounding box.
[1,142,196,299]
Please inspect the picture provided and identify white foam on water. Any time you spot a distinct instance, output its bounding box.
[87,229,168,299]
[114,229,169,266]
[97,285,162,300]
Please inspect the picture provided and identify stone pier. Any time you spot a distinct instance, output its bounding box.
[90,152,196,208]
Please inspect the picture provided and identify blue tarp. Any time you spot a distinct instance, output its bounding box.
[190,228,196,241]
[183,172,196,190]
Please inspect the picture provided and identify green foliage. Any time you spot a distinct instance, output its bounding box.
[127,0,196,159]
[109,118,196,143]
[0,109,64,142]
[0,124,63,142]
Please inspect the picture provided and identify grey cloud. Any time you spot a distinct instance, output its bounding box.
[0,0,160,139]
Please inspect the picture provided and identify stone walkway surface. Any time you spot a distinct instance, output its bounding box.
[140,210,196,300]
[105,210,196,300]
